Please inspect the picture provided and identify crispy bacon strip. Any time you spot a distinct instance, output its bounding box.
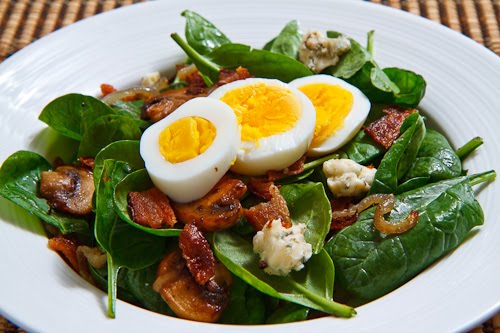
[48,235,79,271]
[78,156,95,170]
[153,251,232,323]
[179,224,215,286]
[208,67,252,92]
[244,183,292,231]
[330,197,358,231]
[127,187,177,229]
[40,166,94,216]
[267,155,306,181]
[364,106,416,149]
[172,176,247,232]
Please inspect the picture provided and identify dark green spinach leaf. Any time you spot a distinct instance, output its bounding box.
[268,20,302,58]
[182,10,231,55]
[0,151,89,235]
[212,232,355,317]
[325,32,370,79]
[39,94,114,141]
[111,100,150,130]
[266,303,309,324]
[341,130,385,165]
[280,183,332,253]
[325,171,495,302]
[370,113,426,194]
[219,276,266,324]
[78,115,142,158]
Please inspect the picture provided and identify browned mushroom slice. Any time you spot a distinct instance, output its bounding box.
[153,251,231,323]
[40,166,94,215]
[127,187,177,229]
[171,176,247,232]
[179,224,215,286]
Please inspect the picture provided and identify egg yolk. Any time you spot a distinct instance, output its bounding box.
[220,83,300,142]
[159,116,216,163]
[298,83,353,147]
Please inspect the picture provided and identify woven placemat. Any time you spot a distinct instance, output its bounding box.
[0,0,499,332]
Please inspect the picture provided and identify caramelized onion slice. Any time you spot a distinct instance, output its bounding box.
[40,166,94,215]
[331,194,388,220]
[153,251,231,323]
[373,194,419,234]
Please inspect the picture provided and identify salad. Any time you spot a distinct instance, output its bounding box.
[0,10,495,325]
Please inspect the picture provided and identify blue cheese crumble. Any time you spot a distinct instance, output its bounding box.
[253,219,312,276]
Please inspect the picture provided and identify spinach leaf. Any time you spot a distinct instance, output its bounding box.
[39,93,114,141]
[262,37,276,51]
[325,32,370,79]
[325,171,495,302]
[95,159,166,317]
[78,115,142,158]
[280,183,332,253]
[212,231,355,317]
[341,130,385,165]
[266,303,309,324]
[219,276,266,324]
[182,10,231,55]
[370,113,426,194]
[111,100,150,130]
[269,20,302,58]
[0,151,89,235]
[93,140,144,190]
[208,43,313,83]
[89,265,140,305]
[383,68,427,107]
[114,169,182,237]
[125,264,175,316]
[401,129,461,190]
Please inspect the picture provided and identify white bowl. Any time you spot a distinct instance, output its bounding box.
[0,1,499,332]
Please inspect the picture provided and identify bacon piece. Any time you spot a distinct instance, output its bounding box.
[248,178,274,200]
[185,71,207,88]
[267,155,306,181]
[48,235,79,271]
[100,83,116,96]
[214,67,252,87]
[153,250,232,323]
[364,106,416,149]
[172,176,247,232]
[78,156,95,170]
[127,187,177,229]
[244,183,292,231]
[141,87,207,122]
[330,197,358,231]
[179,224,215,285]
[40,166,94,216]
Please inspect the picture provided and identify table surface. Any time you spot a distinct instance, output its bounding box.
[0,0,499,332]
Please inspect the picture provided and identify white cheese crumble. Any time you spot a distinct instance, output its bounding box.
[141,71,161,87]
[298,31,351,73]
[253,219,312,276]
[323,159,377,197]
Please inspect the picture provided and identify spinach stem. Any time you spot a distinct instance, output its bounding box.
[107,255,118,318]
[303,153,340,171]
[170,32,220,82]
[367,30,375,57]
[456,137,484,161]
[468,170,496,186]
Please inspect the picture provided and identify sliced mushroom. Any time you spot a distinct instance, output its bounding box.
[153,251,232,323]
[172,176,247,232]
[40,166,94,215]
[141,87,206,122]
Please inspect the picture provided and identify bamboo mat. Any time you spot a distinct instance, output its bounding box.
[0,0,499,332]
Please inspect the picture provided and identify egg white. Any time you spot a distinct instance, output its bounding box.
[209,78,316,176]
[140,97,240,203]
[289,75,371,156]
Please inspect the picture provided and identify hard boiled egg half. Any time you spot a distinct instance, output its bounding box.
[209,78,316,176]
[140,97,240,203]
[289,75,371,156]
